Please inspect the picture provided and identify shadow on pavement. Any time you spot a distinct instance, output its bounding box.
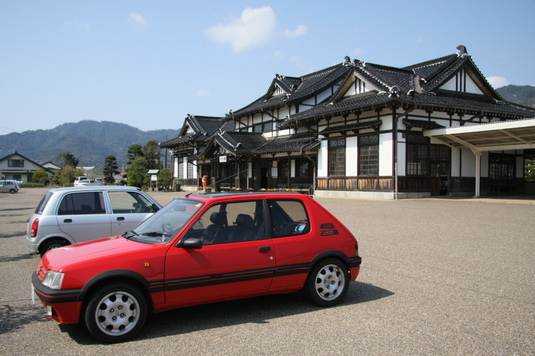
[61,281,393,344]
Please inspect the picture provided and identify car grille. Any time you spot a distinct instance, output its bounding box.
[37,265,47,281]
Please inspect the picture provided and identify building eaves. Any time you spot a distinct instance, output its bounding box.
[254,132,320,154]
[320,120,382,135]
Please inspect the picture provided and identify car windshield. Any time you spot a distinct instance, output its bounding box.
[124,198,203,244]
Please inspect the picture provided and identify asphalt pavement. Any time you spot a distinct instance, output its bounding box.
[1,188,534,355]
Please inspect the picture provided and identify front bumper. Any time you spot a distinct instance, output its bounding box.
[31,272,82,324]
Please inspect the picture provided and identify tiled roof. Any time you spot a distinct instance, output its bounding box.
[232,63,353,118]
[160,115,225,148]
[214,132,267,154]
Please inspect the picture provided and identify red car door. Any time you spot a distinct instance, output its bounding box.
[163,239,275,308]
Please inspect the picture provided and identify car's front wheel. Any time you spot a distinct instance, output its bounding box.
[84,283,147,343]
[305,258,349,307]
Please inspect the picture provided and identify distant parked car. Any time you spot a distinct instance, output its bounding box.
[0,180,20,194]
[95,178,103,185]
[31,191,361,343]
[74,177,99,187]
[26,186,162,256]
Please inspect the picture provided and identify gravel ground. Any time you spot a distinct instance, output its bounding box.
[0,188,534,355]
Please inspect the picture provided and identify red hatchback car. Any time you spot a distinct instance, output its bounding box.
[32,192,361,343]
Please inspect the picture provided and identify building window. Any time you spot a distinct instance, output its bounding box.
[253,124,263,133]
[8,159,24,167]
[328,138,345,176]
[178,162,184,179]
[406,133,429,176]
[187,162,194,178]
[278,160,289,178]
[359,135,379,176]
[296,158,311,178]
[489,153,515,182]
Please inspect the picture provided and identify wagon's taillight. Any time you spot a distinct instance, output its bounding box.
[31,218,39,238]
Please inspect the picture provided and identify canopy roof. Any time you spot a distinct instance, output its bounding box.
[424,118,535,152]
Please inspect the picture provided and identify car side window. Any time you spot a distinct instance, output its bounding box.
[268,199,309,238]
[185,200,266,245]
[108,191,157,214]
[58,192,106,215]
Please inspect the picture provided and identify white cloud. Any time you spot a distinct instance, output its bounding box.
[196,89,210,97]
[283,24,308,39]
[64,19,90,31]
[205,6,277,52]
[128,12,148,31]
[487,76,510,89]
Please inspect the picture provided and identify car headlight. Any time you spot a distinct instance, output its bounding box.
[42,270,64,289]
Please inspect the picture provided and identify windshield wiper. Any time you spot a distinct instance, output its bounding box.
[123,230,139,239]
[141,231,171,237]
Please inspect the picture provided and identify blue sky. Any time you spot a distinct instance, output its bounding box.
[1,1,534,135]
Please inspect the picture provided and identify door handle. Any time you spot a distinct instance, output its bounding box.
[258,246,271,252]
[63,219,72,223]
[117,217,125,221]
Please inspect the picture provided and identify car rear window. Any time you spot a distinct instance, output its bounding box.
[35,191,54,214]
[268,199,309,238]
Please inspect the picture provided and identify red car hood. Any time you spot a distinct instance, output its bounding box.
[43,236,160,271]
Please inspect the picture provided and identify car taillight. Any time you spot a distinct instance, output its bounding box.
[31,218,39,238]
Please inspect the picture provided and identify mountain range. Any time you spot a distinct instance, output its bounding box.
[0,120,178,171]
[0,85,533,172]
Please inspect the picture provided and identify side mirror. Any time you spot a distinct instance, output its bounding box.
[152,204,160,212]
[179,238,203,249]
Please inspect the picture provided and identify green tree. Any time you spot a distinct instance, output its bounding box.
[103,155,119,184]
[143,139,161,169]
[127,144,144,165]
[525,159,535,181]
[32,168,49,184]
[58,151,79,168]
[102,155,120,184]
[52,166,84,186]
[127,157,148,188]
[157,168,173,190]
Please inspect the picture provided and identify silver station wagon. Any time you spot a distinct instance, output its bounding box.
[26,186,162,256]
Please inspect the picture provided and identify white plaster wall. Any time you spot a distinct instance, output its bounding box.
[191,161,198,179]
[346,136,358,176]
[379,133,393,176]
[173,157,179,178]
[461,149,476,177]
[397,141,406,176]
[451,149,461,177]
[318,139,328,178]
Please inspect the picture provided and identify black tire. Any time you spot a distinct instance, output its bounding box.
[39,238,69,257]
[9,189,16,194]
[304,258,349,307]
[84,283,147,343]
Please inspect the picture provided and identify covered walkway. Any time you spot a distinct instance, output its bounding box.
[424,118,535,197]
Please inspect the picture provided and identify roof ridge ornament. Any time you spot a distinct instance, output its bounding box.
[456,45,469,57]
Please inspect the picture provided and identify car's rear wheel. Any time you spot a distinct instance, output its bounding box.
[305,258,349,307]
[84,283,147,343]
[39,238,69,257]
